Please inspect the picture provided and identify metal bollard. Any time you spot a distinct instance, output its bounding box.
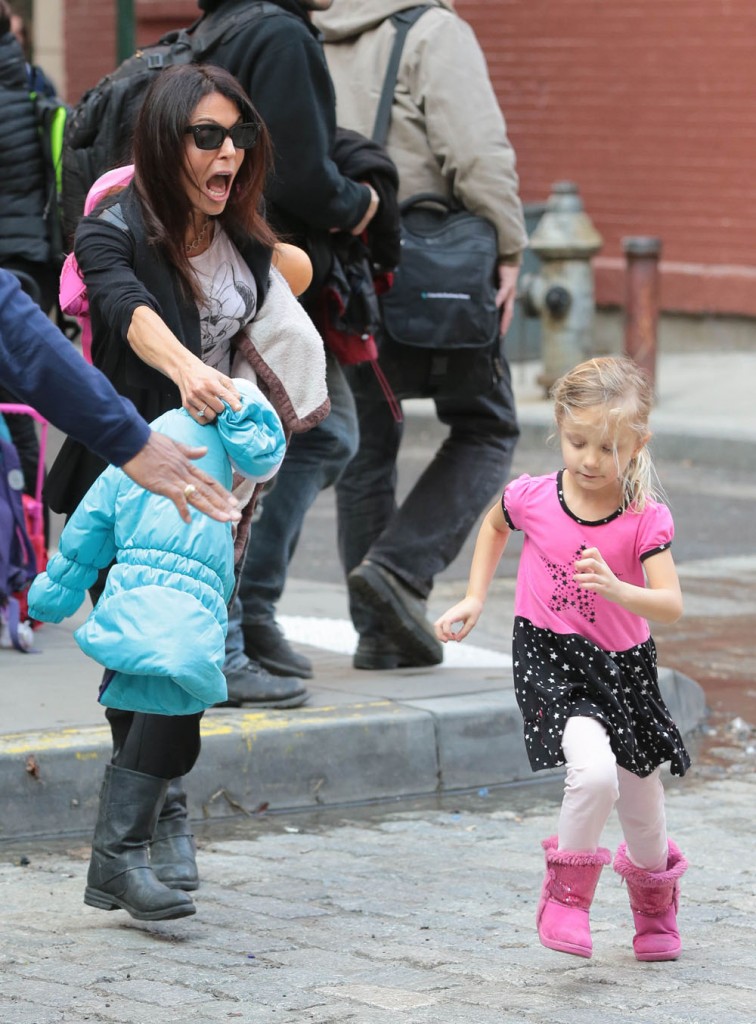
[519,182,603,392]
[622,237,661,395]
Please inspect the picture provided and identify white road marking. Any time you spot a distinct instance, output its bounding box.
[277,615,512,669]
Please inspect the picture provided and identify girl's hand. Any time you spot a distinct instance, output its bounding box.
[175,357,242,422]
[434,596,483,643]
[574,546,622,600]
[576,545,683,624]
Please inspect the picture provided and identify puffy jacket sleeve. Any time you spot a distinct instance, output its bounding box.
[28,470,120,622]
[218,377,286,483]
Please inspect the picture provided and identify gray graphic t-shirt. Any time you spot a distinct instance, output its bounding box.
[190,228,258,374]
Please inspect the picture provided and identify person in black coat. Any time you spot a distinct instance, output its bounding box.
[0,0,56,311]
[0,0,61,521]
[196,0,380,705]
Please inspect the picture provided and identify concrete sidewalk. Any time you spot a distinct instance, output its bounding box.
[0,347,750,841]
[0,576,707,841]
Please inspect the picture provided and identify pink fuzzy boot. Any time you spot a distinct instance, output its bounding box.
[536,836,611,958]
[613,840,688,961]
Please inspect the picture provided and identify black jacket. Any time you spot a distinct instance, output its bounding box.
[45,185,272,515]
[197,0,370,295]
[0,32,49,265]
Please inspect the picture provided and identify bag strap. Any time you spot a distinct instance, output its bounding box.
[371,5,433,147]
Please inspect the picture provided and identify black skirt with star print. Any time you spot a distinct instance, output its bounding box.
[512,616,691,778]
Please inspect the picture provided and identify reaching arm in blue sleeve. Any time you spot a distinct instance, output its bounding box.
[0,268,149,465]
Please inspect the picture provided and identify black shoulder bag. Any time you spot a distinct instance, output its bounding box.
[371,5,504,399]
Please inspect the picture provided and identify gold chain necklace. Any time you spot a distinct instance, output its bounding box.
[185,217,210,255]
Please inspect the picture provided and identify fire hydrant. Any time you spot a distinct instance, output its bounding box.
[520,181,603,391]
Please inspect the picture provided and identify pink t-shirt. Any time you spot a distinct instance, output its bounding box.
[503,471,674,652]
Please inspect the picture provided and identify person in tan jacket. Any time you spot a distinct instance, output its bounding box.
[315,0,529,669]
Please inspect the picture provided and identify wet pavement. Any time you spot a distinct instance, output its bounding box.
[654,559,756,776]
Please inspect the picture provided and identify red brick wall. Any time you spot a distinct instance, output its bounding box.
[64,1,196,102]
[136,0,198,42]
[65,1,117,104]
[66,0,756,316]
[457,0,756,315]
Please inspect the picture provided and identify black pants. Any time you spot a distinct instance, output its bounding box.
[336,356,519,635]
[106,707,202,779]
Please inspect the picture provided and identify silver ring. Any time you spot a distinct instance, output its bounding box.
[198,405,208,418]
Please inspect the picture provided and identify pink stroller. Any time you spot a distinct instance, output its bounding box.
[0,403,48,646]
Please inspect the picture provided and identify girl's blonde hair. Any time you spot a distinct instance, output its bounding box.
[550,356,659,511]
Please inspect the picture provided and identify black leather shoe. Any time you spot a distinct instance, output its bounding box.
[220,657,308,709]
[347,562,443,667]
[242,620,313,679]
[353,634,402,671]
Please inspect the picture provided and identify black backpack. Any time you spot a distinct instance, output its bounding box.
[369,6,503,399]
[60,3,276,247]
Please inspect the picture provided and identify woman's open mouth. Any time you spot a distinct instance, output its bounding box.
[203,172,233,204]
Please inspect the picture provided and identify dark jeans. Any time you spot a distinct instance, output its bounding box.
[336,358,519,636]
[234,352,358,626]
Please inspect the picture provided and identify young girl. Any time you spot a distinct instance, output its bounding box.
[435,356,689,963]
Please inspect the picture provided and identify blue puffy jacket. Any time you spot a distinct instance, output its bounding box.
[29,379,285,715]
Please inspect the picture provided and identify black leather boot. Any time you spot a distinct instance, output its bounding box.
[84,764,196,921]
[151,777,199,891]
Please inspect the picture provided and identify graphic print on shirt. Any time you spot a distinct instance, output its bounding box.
[199,263,257,370]
[541,544,596,624]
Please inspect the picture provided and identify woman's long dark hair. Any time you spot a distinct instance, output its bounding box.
[132,63,277,298]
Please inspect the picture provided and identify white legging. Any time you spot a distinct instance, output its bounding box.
[558,716,668,871]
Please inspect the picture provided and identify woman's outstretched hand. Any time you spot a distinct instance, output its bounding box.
[434,596,483,643]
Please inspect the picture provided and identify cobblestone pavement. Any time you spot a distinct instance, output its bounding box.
[1,760,753,1024]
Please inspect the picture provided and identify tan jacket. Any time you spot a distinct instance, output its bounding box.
[315,0,528,263]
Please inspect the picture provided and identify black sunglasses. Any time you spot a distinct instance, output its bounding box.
[184,122,260,151]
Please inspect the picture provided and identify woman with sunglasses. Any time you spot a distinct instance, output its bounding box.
[47,63,329,922]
